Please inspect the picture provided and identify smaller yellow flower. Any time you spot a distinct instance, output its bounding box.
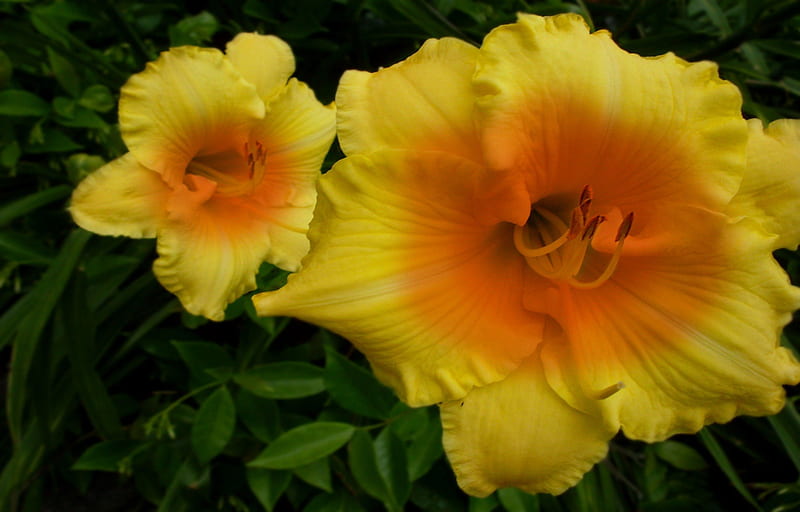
[70,34,336,320]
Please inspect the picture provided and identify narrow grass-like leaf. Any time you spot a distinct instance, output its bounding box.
[191,386,235,464]
[6,229,90,443]
[767,402,800,474]
[248,422,354,469]
[324,347,396,419]
[59,272,124,440]
[0,232,54,265]
[234,362,325,399]
[246,468,291,512]
[0,185,71,226]
[699,428,763,511]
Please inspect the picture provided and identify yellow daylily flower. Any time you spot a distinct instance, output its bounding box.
[253,14,800,496]
[70,34,336,321]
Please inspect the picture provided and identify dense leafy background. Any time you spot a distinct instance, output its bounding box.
[1,0,800,511]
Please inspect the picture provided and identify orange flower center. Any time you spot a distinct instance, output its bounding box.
[184,141,267,196]
[513,185,634,289]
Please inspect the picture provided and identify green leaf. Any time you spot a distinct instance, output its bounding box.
[172,340,234,385]
[0,48,12,89]
[469,495,499,512]
[348,430,390,503]
[0,185,71,226]
[72,440,147,472]
[235,389,281,443]
[698,428,764,511]
[234,362,325,399]
[0,232,54,265]
[25,128,82,153]
[497,488,539,512]
[653,441,708,471]
[191,386,236,464]
[246,468,291,512]
[753,39,800,60]
[324,347,396,419]
[768,403,800,473]
[78,84,115,113]
[293,457,332,492]
[248,422,355,469]
[59,272,124,440]
[406,411,443,481]
[375,428,410,509]
[6,230,90,442]
[47,47,81,97]
[303,490,366,512]
[0,90,49,116]
[168,11,219,46]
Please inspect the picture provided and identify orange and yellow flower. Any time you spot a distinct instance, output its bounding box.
[70,34,335,320]
[253,14,800,495]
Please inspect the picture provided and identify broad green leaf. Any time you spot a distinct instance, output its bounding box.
[78,84,114,113]
[375,428,410,509]
[72,440,147,472]
[303,490,366,512]
[172,340,234,385]
[191,386,236,464]
[25,128,82,153]
[324,347,396,419]
[348,430,389,502]
[47,47,80,96]
[234,362,325,399]
[246,468,291,512]
[0,90,49,116]
[168,11,219,46]
[653,441,708,471]
[0,140,20,168]
[293,457,332,492]
[0,185,71,226]
[235,389,281,442]
[65,153,105,183]
[470,495,499,512]
[497,488,539,512]
[248,422,355,469]
[406,411,443,481]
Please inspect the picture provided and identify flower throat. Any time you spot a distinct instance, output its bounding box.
[513,185,634,289]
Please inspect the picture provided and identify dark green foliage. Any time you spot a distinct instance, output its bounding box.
[1,0,800,511]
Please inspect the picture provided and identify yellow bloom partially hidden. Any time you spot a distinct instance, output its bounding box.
[70,34,336,320]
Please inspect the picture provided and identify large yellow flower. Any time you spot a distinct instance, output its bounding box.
[70,34,335,320]
[253,14,800,495]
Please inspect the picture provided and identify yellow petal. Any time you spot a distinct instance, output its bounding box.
[69,153,168,238]
[154,191,278,321]
[476,13,747,211]
[254,150,541,406]
[729,118,800,250]
[441,349,616,497]
[225,33,296,104]
[250,78,336,270]
[119,46,265,187]
[536,206,800,441]
[336,38,483,163]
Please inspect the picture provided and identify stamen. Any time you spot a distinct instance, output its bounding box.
[591,381,625,400]
[578,185,592,224]
[568,212,634,289]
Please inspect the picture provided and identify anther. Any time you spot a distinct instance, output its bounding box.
[616,211,634,242]
[591,381,625,400]
[581,215,606,241]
